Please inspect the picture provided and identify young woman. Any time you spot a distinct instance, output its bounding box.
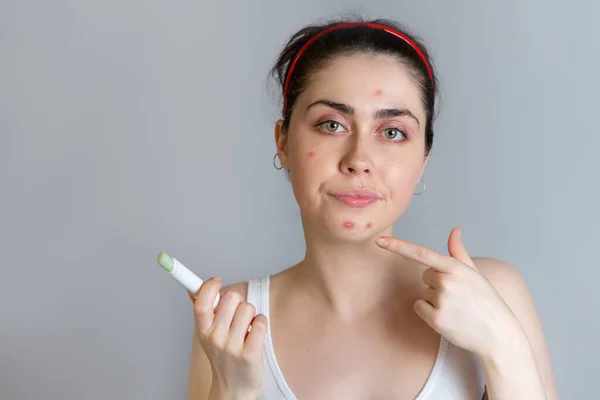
[186,18,559,400]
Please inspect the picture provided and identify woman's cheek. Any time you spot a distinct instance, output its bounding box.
[298,148,322,169]
[382,163,422,197]
[291,151,327,191]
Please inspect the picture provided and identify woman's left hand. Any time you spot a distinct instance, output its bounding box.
[375,227,522,358]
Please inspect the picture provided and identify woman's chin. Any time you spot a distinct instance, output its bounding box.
[322,217,381,243]
[301,208,393,243]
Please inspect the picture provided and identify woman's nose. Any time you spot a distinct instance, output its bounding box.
[339,140,374,175]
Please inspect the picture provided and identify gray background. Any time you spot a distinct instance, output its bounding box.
[1,0,597,399]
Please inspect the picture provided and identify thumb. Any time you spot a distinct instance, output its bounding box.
[448,227,477,270]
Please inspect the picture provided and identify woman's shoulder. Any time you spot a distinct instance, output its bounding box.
[470,256,539,331]
[220,267,295,303]
[471,257,532,318]
[219,272,275,302]
[471,257,559,398]
[471,257,522,284]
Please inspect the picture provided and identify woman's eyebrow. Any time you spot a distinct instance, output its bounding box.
[305,99,354,115]
[305,99,420,127]
[375,108,420,127]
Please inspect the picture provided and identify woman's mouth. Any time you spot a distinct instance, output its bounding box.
[331,188,381,208]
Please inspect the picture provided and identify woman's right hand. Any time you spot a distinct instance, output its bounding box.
[188,276,268,399]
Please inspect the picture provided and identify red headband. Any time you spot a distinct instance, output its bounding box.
[282,22,433,114]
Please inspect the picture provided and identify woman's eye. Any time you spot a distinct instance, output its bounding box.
[318,121,345,133]
[382,128,406,141]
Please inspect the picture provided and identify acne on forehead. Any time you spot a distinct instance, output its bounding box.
[308,151,315,157]
[298,56,427,123]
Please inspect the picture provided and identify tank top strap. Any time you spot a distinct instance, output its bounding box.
[246,275,270,316]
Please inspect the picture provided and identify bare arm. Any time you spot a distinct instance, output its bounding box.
[475,257,560,400]
[187,335,213,400]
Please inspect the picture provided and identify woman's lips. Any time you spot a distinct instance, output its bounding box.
[334,196,379,207]
[331,188,381,208]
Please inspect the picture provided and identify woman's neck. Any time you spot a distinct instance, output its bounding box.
[288,222,414,320]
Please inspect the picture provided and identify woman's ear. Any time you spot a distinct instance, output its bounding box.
[274,120,289,169]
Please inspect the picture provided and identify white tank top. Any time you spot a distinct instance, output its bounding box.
[246,275,488,400]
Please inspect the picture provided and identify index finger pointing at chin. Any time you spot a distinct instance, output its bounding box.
[375,236,454,273]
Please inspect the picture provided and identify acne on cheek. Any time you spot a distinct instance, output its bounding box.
[373,90,383,96]
[307,151,315,158]
[366,222,372,229]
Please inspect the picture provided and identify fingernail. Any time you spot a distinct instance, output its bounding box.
[376,238,388,247]
[213,276,221,282]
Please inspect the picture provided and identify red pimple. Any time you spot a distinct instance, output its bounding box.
[307,151,315,157]
[366,222,372,228]
[374,90,383,96]
[343,221,355,229]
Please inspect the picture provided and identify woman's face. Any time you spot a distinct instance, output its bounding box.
[275,53,429,241]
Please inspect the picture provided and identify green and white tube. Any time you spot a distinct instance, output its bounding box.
[157,252,221,308]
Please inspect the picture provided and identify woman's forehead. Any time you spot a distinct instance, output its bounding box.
[300,54,425,118]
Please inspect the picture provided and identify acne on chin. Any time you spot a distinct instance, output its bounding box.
[342,220,374,229]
